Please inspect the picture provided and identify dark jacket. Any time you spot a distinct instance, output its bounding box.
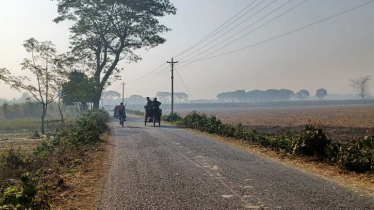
[151,101,161,109]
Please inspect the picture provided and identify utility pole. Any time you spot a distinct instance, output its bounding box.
[121,82,126,103]
[167,58,178,114]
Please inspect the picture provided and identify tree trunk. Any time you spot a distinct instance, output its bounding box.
[58,98,64,126]
[93,87,103,109]
[41,104,47,134]
[93,97,100,109]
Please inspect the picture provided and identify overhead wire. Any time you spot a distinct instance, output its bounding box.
[174,0,261,58]
[127,65,170,86]
[177,0,374,70]
[126,63,168,85]
[127,0,264,86]
[177,0,277,61]
[129,0,302,97]
[180,0,295,63]
[175,65,195,101]
[127,0,374,99]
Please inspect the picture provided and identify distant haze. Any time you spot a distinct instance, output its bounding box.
[0,0,373,100]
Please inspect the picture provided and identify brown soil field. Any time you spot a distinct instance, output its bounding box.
[178,104,374,143]
[0,133,41,153]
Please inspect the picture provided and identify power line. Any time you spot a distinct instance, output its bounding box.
[178,0,277,62]
[174,0,261,58]
[178,0,374,69]
[175,66,195,101]
[128,0,263,85]
[127,63,167,84]
[127,0,267,87]
[180,0,294,63]
[129,67,170,87]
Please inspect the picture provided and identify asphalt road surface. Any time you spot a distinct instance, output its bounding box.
[98,115,374,209]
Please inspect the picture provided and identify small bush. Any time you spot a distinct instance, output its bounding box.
[2,172,50,209]
[338,139,373,172]
[162,113,182,122]
[292,125,331,157]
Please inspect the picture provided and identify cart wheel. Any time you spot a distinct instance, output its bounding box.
[144,113,147,126]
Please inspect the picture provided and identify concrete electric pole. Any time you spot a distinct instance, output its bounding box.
[167,58,178,114]
[122,82,126,103]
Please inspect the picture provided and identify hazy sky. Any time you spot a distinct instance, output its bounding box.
[0,0,373,100]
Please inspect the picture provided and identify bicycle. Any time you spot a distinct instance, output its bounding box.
[119,113,126,127]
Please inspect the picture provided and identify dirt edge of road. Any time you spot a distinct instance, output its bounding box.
[179,126,374,195]
[54,133,114,210]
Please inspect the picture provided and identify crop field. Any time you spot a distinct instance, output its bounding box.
[0,133,42,153]
[177,104,374,143]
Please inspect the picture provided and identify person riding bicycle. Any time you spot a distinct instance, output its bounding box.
[117,103,126,122]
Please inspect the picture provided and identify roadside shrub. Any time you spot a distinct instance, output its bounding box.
[0,147,27,170]
[336,132,374,172]
[337,139,373,172]
[57,110,108,146]
[0,147,30,183]
[292,125,331,157]
[1,172,50,210]
[163,112,182,123]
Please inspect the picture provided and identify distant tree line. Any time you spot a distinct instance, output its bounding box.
[216,88,329,102]
[0,102,79,120]
[156,92,189,103]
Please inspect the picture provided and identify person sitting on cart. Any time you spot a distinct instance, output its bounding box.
[117,103,126,122]
[151,97,162,112]
[145,97,152,111]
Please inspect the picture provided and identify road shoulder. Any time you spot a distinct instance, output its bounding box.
[53,133,114,210]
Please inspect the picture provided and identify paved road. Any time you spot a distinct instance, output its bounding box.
[99,115,374,209]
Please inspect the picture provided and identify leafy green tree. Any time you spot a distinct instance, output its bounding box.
[175,92,189,102]
[295,89,310,100]
[103,91,121,101]
[0,68,10,83]
[102,90,121,107]
[156,92,171,103]
[129,95,145,100]
[2,38,63,134]
[53,0,177,108]
[316,88,327,100]
[62,71,95,110]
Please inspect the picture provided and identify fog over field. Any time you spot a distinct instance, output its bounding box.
[0,0,373,100]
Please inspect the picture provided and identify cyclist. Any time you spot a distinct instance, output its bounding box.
[117,102,126,123]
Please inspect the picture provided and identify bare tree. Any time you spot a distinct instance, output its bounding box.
[350,76,371,100]
[3,38,63,134]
